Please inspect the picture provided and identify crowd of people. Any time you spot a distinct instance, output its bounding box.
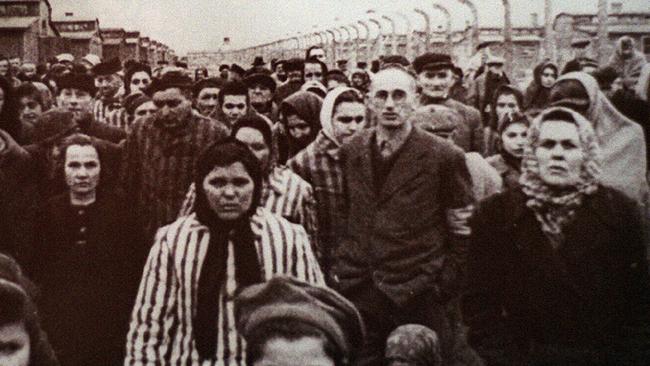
[0,33,650,366]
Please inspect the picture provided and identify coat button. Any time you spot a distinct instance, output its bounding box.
[79,227,87,234]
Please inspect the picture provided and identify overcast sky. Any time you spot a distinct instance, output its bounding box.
[49,0,649,55]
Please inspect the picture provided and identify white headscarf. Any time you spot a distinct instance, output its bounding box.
[319,86,361,146]
[555,72,648,206]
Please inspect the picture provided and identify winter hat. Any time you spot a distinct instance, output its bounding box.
[56,72,97,95]
[91,57,122,76]
[123,93,152,115]
[56,53,74,63]
[412,53,454,74]
[236,276,365,359]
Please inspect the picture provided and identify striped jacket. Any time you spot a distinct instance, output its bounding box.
[120,111,230,240]
[93,99,131,131]
[287,132,346,273]
[178,166,319,259]
[125,208,325,365]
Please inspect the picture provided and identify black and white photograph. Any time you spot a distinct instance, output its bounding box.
[1,0,650,365]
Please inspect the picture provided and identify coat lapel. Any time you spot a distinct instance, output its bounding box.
[379,130,427,203]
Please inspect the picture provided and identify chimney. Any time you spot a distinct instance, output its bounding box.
[530,12,539,27]
[611,3,622,14]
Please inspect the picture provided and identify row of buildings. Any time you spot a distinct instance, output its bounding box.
[189,3,650,83]
[0,0,176,65]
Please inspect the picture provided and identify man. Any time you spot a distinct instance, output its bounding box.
[91,58,128,129]
[55,53,74,70]
[274,58,304,104]
[229,63,246,81]
[219,64,230,79]
[337,59,349,74]
[271,59,287,84]
[305,46,326,63]
[243,69,277,120]
[120,71,229,240]
[333,67,479,365]
[606,36,647,88]
[467,55,510,124]
[562,37,597,74]
[193,77,225,119]
[304,57,328,86]
[413,53,484,154]
[218,80,250,128]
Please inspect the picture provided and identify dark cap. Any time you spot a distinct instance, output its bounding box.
[243,70,276,93]
[219,64,230,71]
[252,56,265,67]
[148,70,193,94]
[57,72,97,95]
[284,58,304,73]
[413,53,454,74]
[230,63,246,76]
[91,57,121,76]
[123,93,152,115]
[236,276,365,360]
[193,77,226,98]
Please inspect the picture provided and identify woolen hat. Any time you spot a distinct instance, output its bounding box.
[56,53,74,63]
[192,77,226,98]
[236,276,365,359]
[243,70,276,93]
[413,53,454,74]
[56,72,97,95]
[91,57,122,76]
[148,70,193,94]
[123,93,151,115]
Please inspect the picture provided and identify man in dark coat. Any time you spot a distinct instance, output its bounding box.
[413,53,484,154]
[333,67,479,365]
[120,71,229,241]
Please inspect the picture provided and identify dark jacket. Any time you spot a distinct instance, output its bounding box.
[333,128,474,306]
[464,186,650,365]
[30,192,145,366]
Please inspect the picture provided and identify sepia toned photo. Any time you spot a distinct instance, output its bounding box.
[0,0,649,365]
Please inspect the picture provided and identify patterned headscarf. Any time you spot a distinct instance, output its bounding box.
[519,106,602,247]
[385,324,442,366]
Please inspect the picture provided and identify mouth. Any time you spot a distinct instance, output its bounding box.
[382,112,398,121]
[547,166,567,174]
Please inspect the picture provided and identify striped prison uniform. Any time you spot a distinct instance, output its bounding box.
[120,111,230,241]
[178,165,320,260]
[93,99,131,131]
[125,208,325,365]
[287,132,346,275]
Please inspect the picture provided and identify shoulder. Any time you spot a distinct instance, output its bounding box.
[413,128,465,161]
[154,214,207,247]
[589,185,641,223]
[340,128,372,158]
[473,188,526,227]
[254,207,308,238]
[486,154,508,174]
[446,99,481,119]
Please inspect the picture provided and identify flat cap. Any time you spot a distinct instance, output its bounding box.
[413,53,454,74]
[92,57,121,76]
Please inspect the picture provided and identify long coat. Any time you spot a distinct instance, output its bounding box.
[333,127,474,306]
[464,186,650,365]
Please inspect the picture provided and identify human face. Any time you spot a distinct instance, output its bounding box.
[235,127,270,172]
[417,68,452,99]
[370,69,416,129]
[129,71,151,94]
[332,102,365,144]
[221,95,248,125]
[308,48,326,63]
[95,73,123,98]
[351,74,364,88]
[18,97,42,127]
[196,87,220,116]
[152,88,192,127]
[611,77,624,93]
[133,101,157,121]
[286,114,312,145]
[253,337,335,366]
[0,322,30,366]
[327,79,343,91]
[535,121,584,188]
[495,93,520,122]
[287,70,303,83]
[620,42,634,60]
[540,66,557,88]
[276,64,287,82]
[501,122,528,158]
[0,60,9,75]
[248,84,272,106]
[58,88,93,119]
[9,58,20,70]
[304,63,324,84]
[202,162,255,221]
[64,145,101,195]
[20,63,36,78]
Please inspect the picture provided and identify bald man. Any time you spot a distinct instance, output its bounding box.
[333,66,480,365]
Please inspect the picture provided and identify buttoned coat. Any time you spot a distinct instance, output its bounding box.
[332,127,474,306]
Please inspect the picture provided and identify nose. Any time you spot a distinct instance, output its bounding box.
[222,184,236,197]
[384,95,395,109]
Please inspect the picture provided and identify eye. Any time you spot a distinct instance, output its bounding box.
[67,162,81,168]
[208,178,227,187]
[233,177,251,186]
[374,90,388,100]
[561,140,579,149]
[506,132,517,138]
[392,90,406,101]
[540,140,556,149]
[85,161,99,168]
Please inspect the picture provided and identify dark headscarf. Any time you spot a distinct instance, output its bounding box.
[192,139,264,360]
[280,91,323,158]
[524,61,558,110]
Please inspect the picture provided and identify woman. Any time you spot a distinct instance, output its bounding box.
[486,112,529,190]
[123,63,152,96]
[464,107,650,365]
[30,134,143,366]
[0,254,59,366]
[524,61,558,111]
[0,76,21,142]
[178,114,318,255]
[287,87,365,275]
[385,324,442,366]
[549,72,649,207]
[279,90,323,161]
[14,83,45,144]
[126,140,324,365]
[485,85,524,155]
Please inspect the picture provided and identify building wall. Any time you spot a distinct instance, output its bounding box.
[67,39,90,60]
[23,22,39,62]
[0,31,25,59]
[38,36,70,63]
[89,35,102,58]
[124,43,138,60]
[103,44,121,61]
